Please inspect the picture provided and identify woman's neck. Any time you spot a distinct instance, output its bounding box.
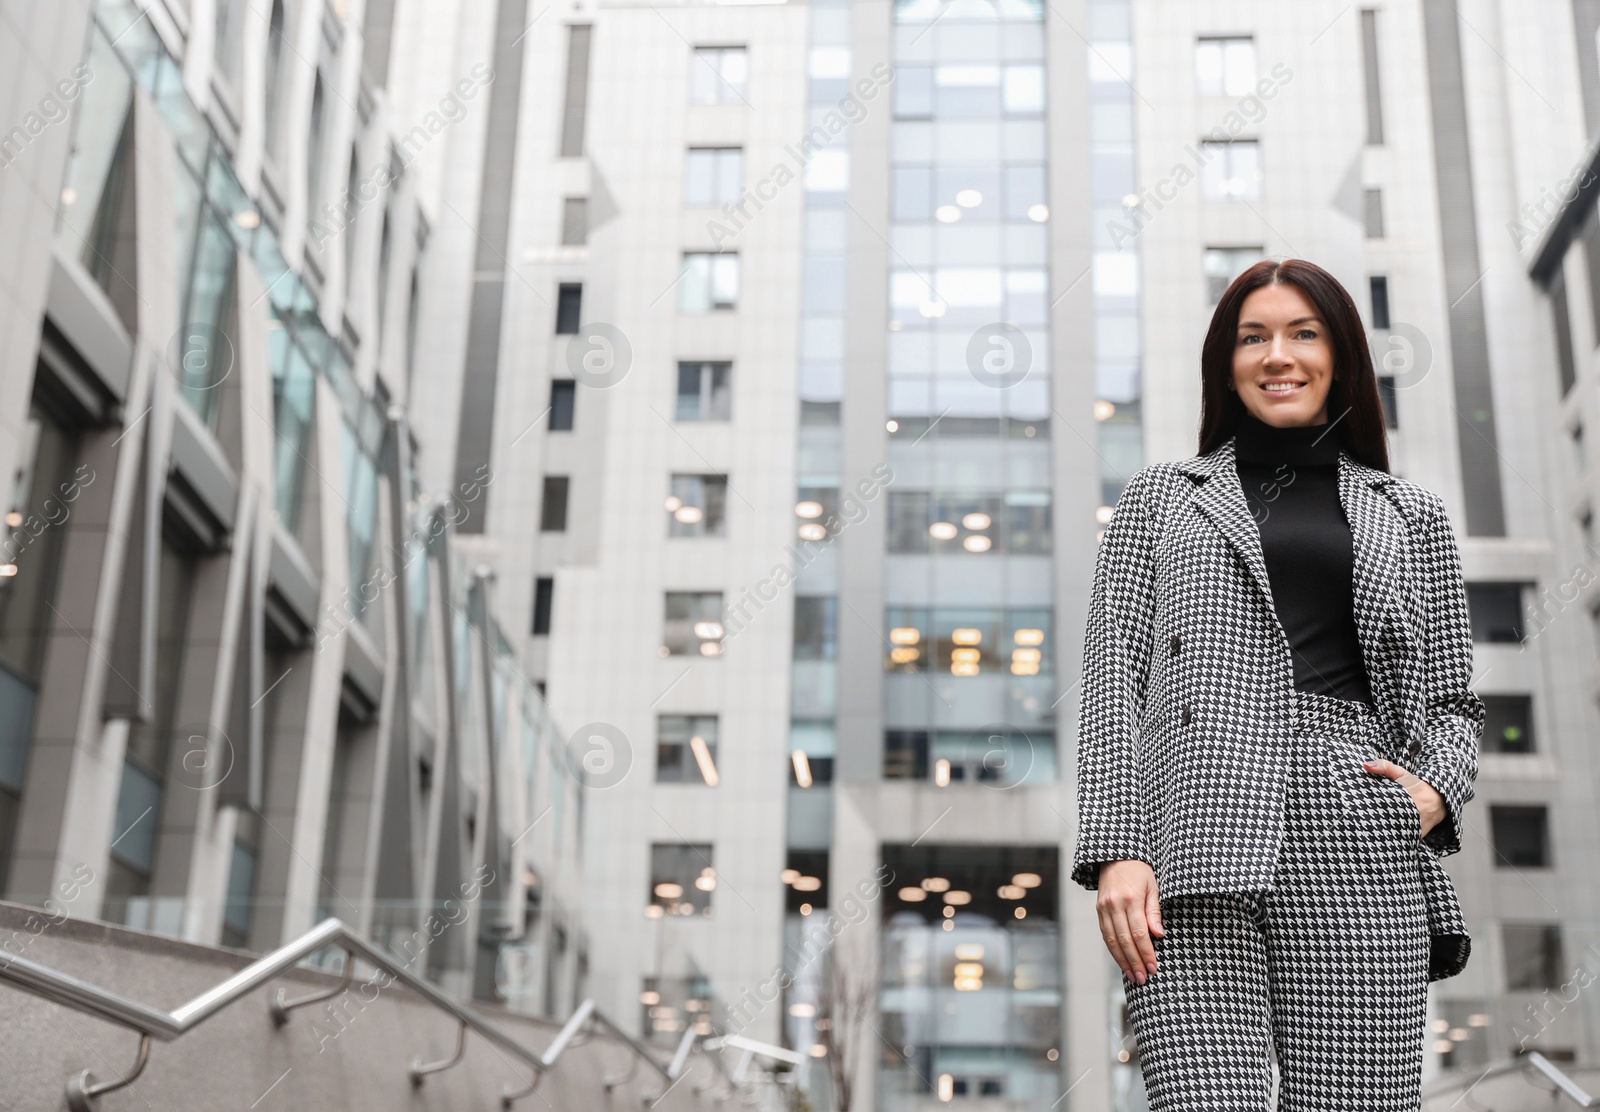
[1233,408,1341,466]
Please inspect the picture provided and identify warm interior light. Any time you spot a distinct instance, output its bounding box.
[886,419,899,432]
[690,734,719,787]
[795,500,823,518]
[934,758,951,787]
[998,884,1025,899]
[1013,628,1044,646]
[962,535,991,552]
[943,890,971,905]
[665,495,683,512]
[899,887,927,902]
[1012,872,1042,888]
[890,627,922,645]
[792,749,813,788]
[793,875,822,892]
[952,628,982,645]
[790,1003,816,1017]
[951,662,979,677]
[1094,399,1116,421]
[929,521,958,540]
[938,1074,955,1100]
[674,505,704,524]
[798,523,827,541]
[954,944,984,960]
[890,646,921,664]
[951,648,980,665]
[693,621,724,640]
[654,882,684,900]
[920,877,951,892]
[1014,906,1027,919]
[640,990,661,1004]
[781,868,801,884]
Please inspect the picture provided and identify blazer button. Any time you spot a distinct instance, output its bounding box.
[1170,634,1181,657]
[1180,705,1192,726]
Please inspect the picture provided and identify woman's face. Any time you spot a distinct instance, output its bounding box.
[1229,281,1334,426]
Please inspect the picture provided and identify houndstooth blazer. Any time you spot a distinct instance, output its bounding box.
[1070,434,1486,898]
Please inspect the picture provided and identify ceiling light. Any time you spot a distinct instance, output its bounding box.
[795,500,823,518]
[962,513,991,530]
[962,535,991,552]
[793,875,822,892]
[920,877,951,892]
[655,882,684,900]
[952,628,982,645]
[1013,628,1044,646]
[792,749,813,788]
[1013,872,1042,888]
[929,521,958,540]
[935,204,961,223]
[1027,203,1049,222]
[898,887,927,902]
[798,523,827,541]
[674,505,704,524]
[890,627,921,645]
[955,188,982,207]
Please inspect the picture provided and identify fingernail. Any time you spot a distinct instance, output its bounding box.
[1146,961,1157,975]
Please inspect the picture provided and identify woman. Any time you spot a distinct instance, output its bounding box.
[1072,258,1484,1109]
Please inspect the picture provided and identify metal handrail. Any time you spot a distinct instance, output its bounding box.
[0,916,753,1108]
[1425,1051,1600,1108]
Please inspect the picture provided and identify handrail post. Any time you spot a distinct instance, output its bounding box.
[65,1031,151,1112]
[409,1018,470,1087]
[269,947,354,1028]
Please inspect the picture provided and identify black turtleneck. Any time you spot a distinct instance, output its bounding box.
[1233,409,1375,706]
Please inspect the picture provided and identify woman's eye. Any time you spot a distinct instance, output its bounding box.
[1297,329,1318,340]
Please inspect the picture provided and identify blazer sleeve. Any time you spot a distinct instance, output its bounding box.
[1407,492,1485,858]
[1071,465,1162,891]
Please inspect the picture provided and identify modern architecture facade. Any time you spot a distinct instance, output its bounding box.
[5,0,1600,1110]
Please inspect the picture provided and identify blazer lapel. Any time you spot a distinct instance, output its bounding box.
[1174,435,1415,747]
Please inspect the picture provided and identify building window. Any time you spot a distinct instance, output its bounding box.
[555,283,582,334]
[1203,247,1263,306]
[1490,805,1550,868]
[657,715,719,785]
[884,608,1052,678]
[264,0,287,160]
[1551,267,1577,397]
[649,843,715,917]
[532,576,554,635]
[887,491,1052,555]
[1369,275,1390,329]
[1377,376,1399,429]
[1198,140,1260,200]
[559,25,592,157]
[549,379,576,430]
[685,147,744,207]
[1466,583,1527,643]
[667,475,728,537]
[561,197,588,245]
[793,597,838,661]
[1195,36,1255,96]
[690,46,748,105]
[664,592,724,656]
[680,253,739,312]
[1480,694,1533,754]
[1503,923,1564,991]
[1364,187,1385,238]
[882,728,1056,786]
[783,850,829,914]
[541,476,570,532]
[676,361,732,420]
[794,487,844,543]
[1360,8,1385,144]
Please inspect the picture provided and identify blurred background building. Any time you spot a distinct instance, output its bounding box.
[1,0,1599,1109]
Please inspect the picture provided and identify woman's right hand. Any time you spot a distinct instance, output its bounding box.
[1096,859,1165,984]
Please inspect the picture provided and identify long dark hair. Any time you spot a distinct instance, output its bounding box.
[1198,257,1391,472]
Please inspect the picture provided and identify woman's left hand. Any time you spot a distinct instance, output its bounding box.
[1362,759,1444,838]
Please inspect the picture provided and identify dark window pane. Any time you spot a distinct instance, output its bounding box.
[650,842,714,916]
[1377,375,1399,429]
[1369,275,1390,330]
[1467,583,1526,643]
[555,283,582,334]
[884,730,929,780]
[793,597,837,660]
[784,849,829,914]
[532,576,554,635]
[541,476,569,532]
[1503,923,1563,991]
[1480,694,1533,754]
[549,379,575,430]
[1490,805,1549,868]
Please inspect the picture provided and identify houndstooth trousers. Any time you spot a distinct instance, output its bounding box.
[1123,689,1431,1110]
